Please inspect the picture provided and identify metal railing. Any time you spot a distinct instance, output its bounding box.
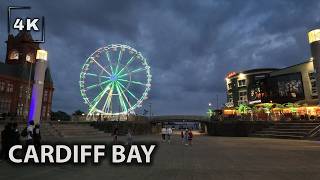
[307,124,320,138]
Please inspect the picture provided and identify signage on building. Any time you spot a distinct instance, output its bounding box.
[226,72,237,78]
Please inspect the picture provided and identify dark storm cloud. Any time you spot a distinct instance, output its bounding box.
[0,0,319,115]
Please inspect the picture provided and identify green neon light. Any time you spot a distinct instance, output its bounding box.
[86,79,111,90]
[80,44,151,115]
[89,83,111,114]
[117,81,139,101]
[105,51,114,74]
[115,83,127,112]
[117,82,132,109]
[118,78,145,86]
[118,67,146,78]
[117,55,135,76]
[115,50,123,74]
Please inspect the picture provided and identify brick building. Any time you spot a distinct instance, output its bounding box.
[0,31,54,121]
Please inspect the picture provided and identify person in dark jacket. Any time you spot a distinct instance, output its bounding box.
[113,127,119,143]
[1,123,12,160]
[11,123,20,145]
[33,124,41,150]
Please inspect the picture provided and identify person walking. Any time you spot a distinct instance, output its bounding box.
[11,123,20,146]
[184,129,189,146]
[161,126,166,142]
[180,130,184,144]
[33,124,41,150]
[167,127,173,144]
[126,129,133,145]
[0,123,12,160]
[188,129,193,146]
[113,127,119,144]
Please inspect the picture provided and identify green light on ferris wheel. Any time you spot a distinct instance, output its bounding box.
[79,44,151,116]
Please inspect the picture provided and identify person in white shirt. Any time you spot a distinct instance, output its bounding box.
[166,127,173,143]
[161,127,167,142]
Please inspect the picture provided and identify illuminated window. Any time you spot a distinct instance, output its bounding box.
[239,91,248,104]
[26,53,35,63]
[0,82,5,91]
[309,72,318,95]
[9,50,19,60]
[6,83,13,93]
[0,98,11,113]
[43,90,48,102]
[42,105,47,118]
[238,79,246,87]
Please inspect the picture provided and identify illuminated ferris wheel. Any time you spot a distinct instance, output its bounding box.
[79,44,151,115]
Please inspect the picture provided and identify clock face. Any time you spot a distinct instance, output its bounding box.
[9,50,19,60]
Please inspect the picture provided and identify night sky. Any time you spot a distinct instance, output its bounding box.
[0,0,319,115]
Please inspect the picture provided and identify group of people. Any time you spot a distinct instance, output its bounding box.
[0,120,41,160]
[161,126,193,145]
[161,127,173,143]
[180,129,193,146]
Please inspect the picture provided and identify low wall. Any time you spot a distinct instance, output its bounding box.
[92,121,153,135]
[207,120,273,137]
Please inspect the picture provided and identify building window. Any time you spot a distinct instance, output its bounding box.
[0,98,11,113]
[6,83,13,93]
[42,105,47,119]
[238,91,248,104]
[0,82,5,92]
[43,90,48,102]
[47,105,51,118]
[309,72,317,96]
[26,53,35,63]
[227,83,232,90]
[238,79,246,87]
[9,50,19,60]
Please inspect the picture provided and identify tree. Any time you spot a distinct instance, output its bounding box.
[51,111,71,121]
[73,109,85,116]
[237,104,250,114]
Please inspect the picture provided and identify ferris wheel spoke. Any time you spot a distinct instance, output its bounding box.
[89,83,111,114]
[116,55,136,76]
[86,79,112,90]
[118,78,146,86]
[117,81,139,101]
[115,50,123,74]
[102,82,114,113]
[105,51,114,74]
[90,57,112,76]
[115,83,128,112]
[117,82,133,110]
[86,73,109,79]
[118,67,146,78]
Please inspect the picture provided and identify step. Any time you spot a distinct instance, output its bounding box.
[257,131,308,136]
[252,133,305,139]
[266,128,313,132]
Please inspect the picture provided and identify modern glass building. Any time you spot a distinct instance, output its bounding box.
[225,59,317,107]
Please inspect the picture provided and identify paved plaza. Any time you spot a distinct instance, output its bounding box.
[1,135,320,180]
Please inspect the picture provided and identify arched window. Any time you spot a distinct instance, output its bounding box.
[26,53,35,63]
[9,50,19,60]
